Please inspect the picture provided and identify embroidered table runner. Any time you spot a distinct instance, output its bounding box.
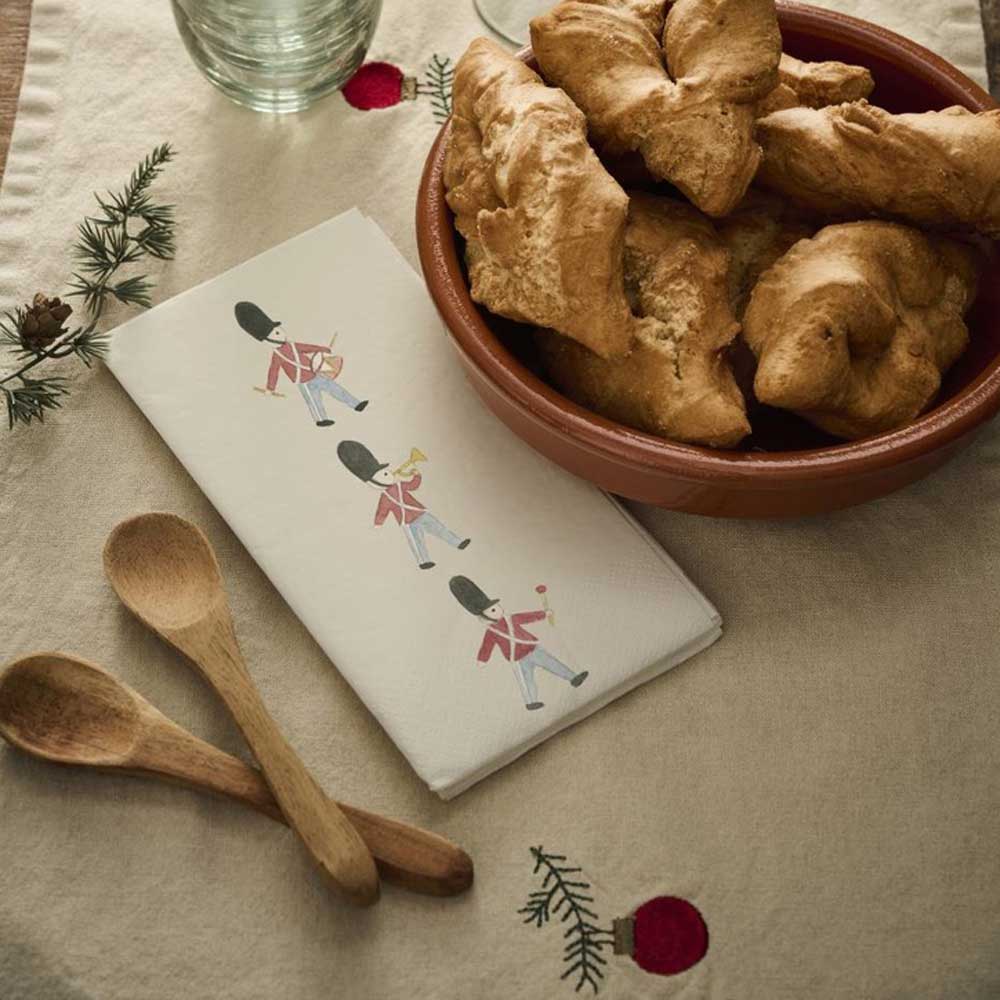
[2,2,998,999]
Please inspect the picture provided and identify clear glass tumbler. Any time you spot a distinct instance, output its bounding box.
[473,0,550,45]
[171,0,383,114]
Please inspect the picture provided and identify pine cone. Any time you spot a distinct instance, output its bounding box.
[20,292,73,351]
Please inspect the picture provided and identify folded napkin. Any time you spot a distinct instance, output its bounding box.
[107,209,721,797]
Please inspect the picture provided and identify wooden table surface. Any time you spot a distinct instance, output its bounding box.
[0,1,998,181]
[0,0,32,183]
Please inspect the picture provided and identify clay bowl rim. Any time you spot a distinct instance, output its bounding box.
[416,0,1000,486]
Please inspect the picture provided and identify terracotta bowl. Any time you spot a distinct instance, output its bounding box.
[416,1,1000,517]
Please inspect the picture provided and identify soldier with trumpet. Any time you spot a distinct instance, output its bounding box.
[337,440,471,570]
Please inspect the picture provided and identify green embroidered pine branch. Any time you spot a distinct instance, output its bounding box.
[0,309,109,429]
[420,54,454,124]
[67,142,176,318]
[2,373,71,428]
[0,144,175,430]
[519,846,614,995]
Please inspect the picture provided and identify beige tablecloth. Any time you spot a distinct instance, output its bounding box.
[1,2,998,998]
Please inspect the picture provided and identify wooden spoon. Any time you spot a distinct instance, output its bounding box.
[0,653,472,896]
[103,512,379,906]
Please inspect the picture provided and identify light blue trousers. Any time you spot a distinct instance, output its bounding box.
[402,511,463,565]
[513,646,576,705]
[299,374,360,422]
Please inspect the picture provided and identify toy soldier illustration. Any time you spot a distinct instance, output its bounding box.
[235,301,368,427]
[449,575,589,711]
[337,440,470,570]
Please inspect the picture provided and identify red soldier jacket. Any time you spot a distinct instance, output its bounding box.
[477,612,547,663]
[265,342,330,390]
[374,474,425,526]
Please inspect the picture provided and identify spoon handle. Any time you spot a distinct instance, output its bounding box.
[136,718,472,896]
[169,615,380,906]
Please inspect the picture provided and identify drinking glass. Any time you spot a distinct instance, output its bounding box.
[172,0,382,113]
[473,0,550,45]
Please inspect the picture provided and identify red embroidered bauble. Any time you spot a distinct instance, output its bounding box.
[343,62,414,110]
[615,896,708,975]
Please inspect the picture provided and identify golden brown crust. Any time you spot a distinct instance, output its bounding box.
[531,0,670,158]
[443,38,634,359]
[743,221,981,439]
[756,81,800,116]
[530,0,780,216]
[755,101,1000,237]
[538,193,750,448]
[716,189,815,317]
[664,0,782,102]
[760,53,874,114]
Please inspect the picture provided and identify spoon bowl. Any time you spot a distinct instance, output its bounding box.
[104,512,223,632]
[0,652,140,766]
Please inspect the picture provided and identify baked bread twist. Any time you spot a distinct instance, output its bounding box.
[743,221,981,439]
[444,37,635,358]
[538,193,751,447]
[758,53,875,115]
[756,101,1000,237]
[716,190,815,317]
[530,0,781,216]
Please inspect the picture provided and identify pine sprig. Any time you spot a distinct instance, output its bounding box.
[0,309,24,352]
[0,310,107,364]
[420,54,454,124]
[68,142,176,318]
[518,846,614,994]
[65,325,111,367]
[0,309,109,428]
[0,144,174,430]
[2,375,70,429]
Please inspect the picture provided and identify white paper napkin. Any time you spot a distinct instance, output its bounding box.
[106,208,722,797]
